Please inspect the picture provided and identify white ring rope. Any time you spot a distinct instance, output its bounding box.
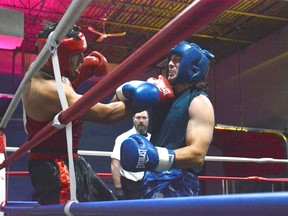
[5,147,288,163]
[0,94,14,99]
[204,156,288,163]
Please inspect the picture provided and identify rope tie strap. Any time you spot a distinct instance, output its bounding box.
[52,112,66,129]
[64,200,77,216]
[46,32,59,55]
[52,48,77,202]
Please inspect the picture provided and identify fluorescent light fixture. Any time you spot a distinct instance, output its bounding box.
[0,8,24,50]
[0,35,23,50]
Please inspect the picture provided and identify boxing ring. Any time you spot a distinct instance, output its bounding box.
[3,149,288,215]
[1,0,288,215]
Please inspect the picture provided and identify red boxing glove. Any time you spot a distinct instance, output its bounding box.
[147,75,175,103]
[71,51,108,89]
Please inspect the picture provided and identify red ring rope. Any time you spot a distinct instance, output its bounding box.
[7,171,288,183]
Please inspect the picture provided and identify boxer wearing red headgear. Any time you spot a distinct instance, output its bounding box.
[23,23,162,205]
[37,25,109,88]
[36,23,87,79]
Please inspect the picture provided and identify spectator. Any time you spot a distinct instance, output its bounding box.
[111,110,150,200]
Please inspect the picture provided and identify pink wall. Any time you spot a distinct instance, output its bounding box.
[208,26,288,131]
[0,50,36,76]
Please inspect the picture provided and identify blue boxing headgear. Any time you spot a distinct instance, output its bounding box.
[166,41,215,84]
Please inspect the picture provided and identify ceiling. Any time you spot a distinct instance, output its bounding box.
[0,0,287,67]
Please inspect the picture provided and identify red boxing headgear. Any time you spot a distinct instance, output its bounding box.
[36,24,87,78]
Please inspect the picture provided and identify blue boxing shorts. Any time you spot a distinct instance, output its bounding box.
[141,169,199,199]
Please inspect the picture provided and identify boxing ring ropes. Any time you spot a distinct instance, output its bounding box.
[5,147,288,192]
[0,0,288,215]
[3,147,288,216]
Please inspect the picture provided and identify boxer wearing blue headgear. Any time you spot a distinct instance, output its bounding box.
[120,41,215,199]
[167,41,214,85]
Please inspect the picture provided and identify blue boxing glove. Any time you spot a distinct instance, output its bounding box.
[120,134,175,172]
[116,81,160,110]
